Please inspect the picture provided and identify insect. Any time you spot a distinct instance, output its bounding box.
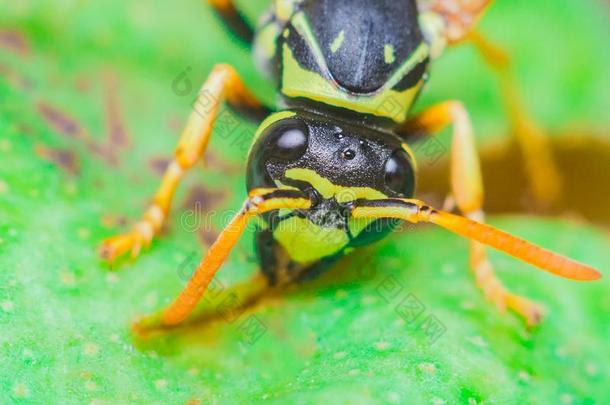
[100,0,600,330]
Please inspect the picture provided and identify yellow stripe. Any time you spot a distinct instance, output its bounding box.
[273,216,349,263]
[330,30,345,53]
[352,206,415,222]
[283,168,387,202]
[384,44,395,64]
[282,44,424,122]
[280,12,430,123]
[383,43,429,90]
[250,111,297,153]
[401,142,418,173]
[290,12,332,75]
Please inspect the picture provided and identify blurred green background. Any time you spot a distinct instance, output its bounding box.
[1,0,609,404]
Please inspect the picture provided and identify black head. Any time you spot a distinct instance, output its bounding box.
[246,111,416,201]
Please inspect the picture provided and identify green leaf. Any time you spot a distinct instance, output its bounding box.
[1,0,609,403]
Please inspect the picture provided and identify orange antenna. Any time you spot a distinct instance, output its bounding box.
[428,210,601,281]
[351,200,601,282]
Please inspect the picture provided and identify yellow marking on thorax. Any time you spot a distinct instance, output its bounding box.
[384,44,395,64]
[281,43,426,123]
[280,12,430,123]
[330,30,345,53]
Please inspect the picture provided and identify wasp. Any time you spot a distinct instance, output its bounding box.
[100,0,600,329]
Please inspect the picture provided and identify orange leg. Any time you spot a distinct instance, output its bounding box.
[351,198,600,325]
[466,30,562,207]
[100,64,265,265]
[399,101,546,325]
[420,1,562,207]
[135,188,312,331]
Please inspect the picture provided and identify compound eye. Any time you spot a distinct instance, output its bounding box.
[384,149,415,197]
[264,119,309,161]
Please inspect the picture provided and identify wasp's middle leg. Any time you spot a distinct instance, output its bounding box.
[398,101,544,325]
[420,0,562,207]
[100,64,266,264]
[466,30,562,207]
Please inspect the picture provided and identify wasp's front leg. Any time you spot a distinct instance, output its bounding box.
[351,197,600,326]
[99,64,267,265]
[398,101,545,325]
[135,189,312,331]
